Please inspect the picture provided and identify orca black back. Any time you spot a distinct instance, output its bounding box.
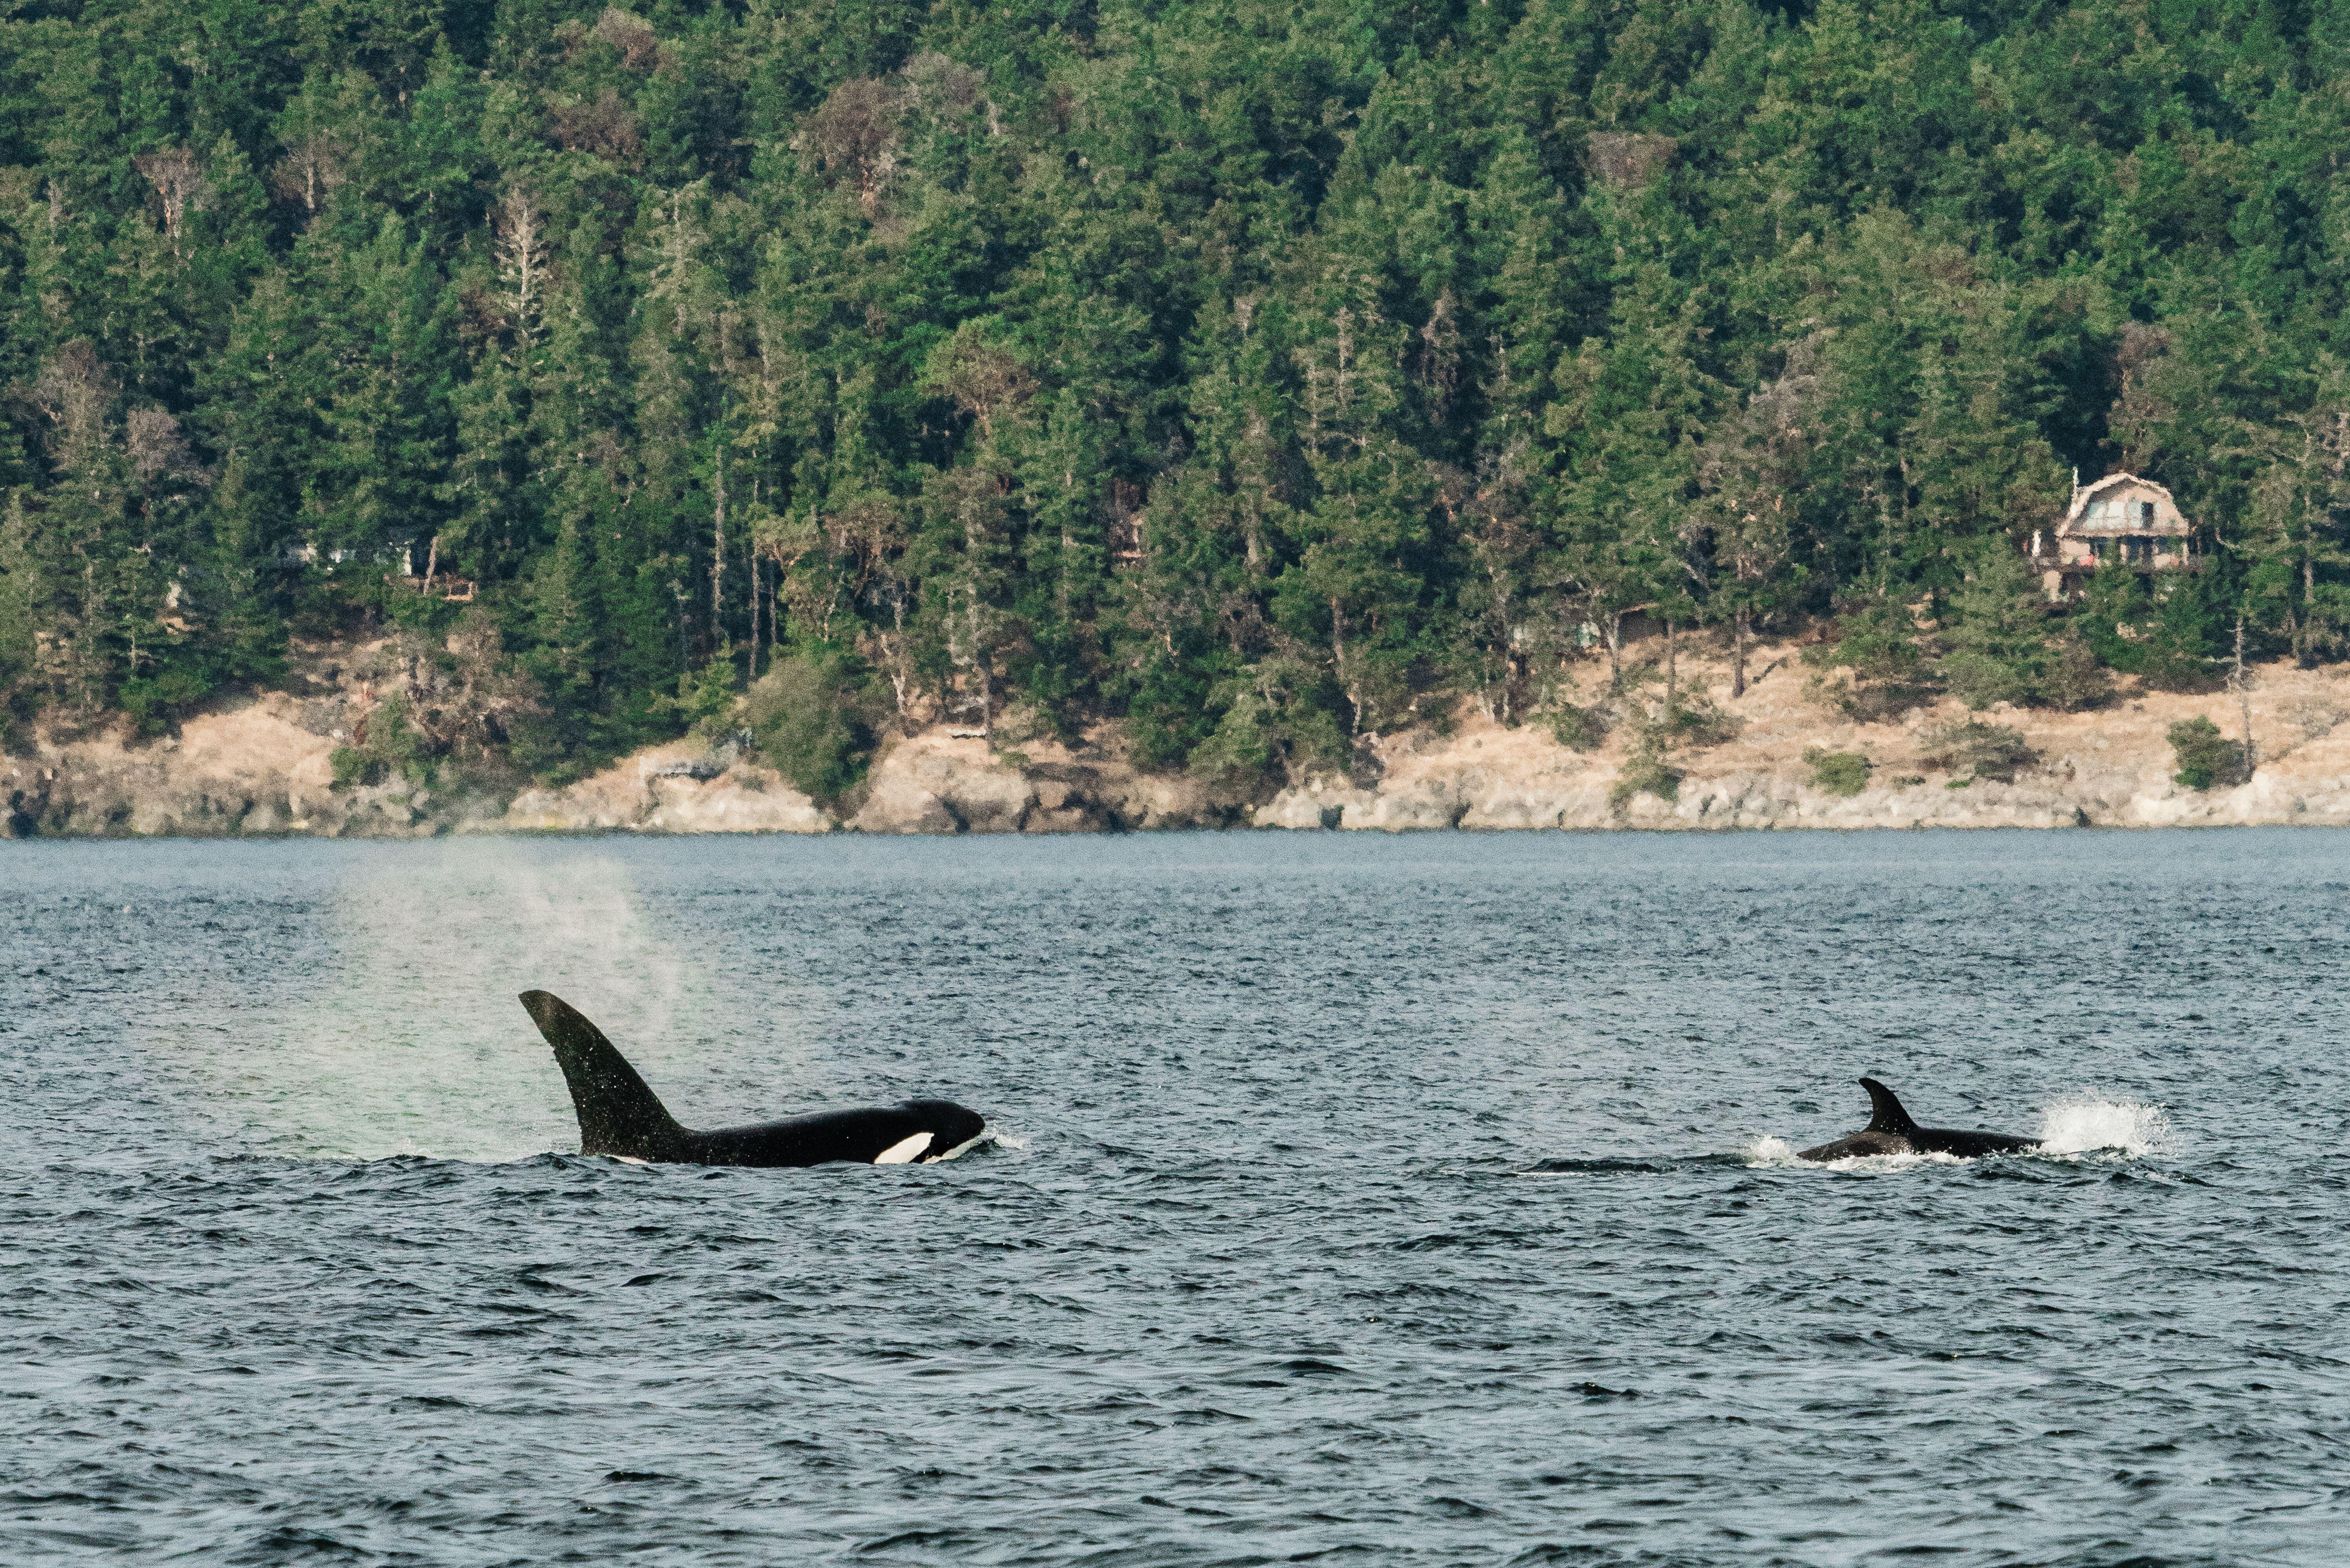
[1797,1076,2037,1162]
[519,990,987,1169]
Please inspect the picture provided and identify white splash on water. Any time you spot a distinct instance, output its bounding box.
[1743,1094,2173,1169]
[2034,1096,2172,1156]
[1743,1139,1967,1172]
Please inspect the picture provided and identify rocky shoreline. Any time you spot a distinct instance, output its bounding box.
[9,641,2350,838]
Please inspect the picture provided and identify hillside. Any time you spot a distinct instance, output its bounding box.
[6,2,2350,795]
[10,630,2344,837]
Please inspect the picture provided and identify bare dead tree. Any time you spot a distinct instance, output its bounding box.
[133,147,213,254]
[493,187,549,340]
[799,78,902,219]
[268,132,347,217]
[2233,606,2255,777]
[31,341,116,467]
[592,6,665,70]
[1584,132,1677,192]
[125,408,196,484]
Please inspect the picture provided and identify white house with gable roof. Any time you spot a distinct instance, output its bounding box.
[2027,471,2205,601]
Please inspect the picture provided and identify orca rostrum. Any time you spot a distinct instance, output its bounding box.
[520,990,986,1168]
[1796,1076,2039,1162]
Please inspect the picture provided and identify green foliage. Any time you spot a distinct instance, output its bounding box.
[1188,659,1348,792]
[1922,720,2038,784]
[2079,563,2223,691]
[329,695,430,789]
[2167,716,2245,791]
[743,654,872,805]
[1804,749,1871,797]
[1647,693,1741,750]
[117,660,220,736]
[1938,538,2051,711]
[1806,596,1936,722]
[1548,702,1607,753]
[1609,743,1684,809]
[2042,635,2115,713]
[665,652,743,738]
[2,0,2346,781]
[2135,581,2229,693]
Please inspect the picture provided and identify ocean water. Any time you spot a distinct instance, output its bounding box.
[2,829,2345,1566]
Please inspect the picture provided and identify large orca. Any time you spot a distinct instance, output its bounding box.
[1797,1076,2038,1162]
[520,990,986,1168]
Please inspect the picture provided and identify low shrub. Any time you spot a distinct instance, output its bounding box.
[2284,697,2347,740]
[1921,719,2037,783]
[1548,702,1607,752]
[330,746,383,789]
[1608,746,1684,808]
[1804,748,1871,797]
[1650,693,1742,749]
[2168,716,2245,791]
[2041,636,2114,713]
[328,695,431,790]
[744,653,874,804]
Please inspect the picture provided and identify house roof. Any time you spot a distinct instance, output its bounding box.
[2059,471,2187,535]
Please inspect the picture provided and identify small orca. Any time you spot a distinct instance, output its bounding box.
[520,990,986,1168]
[1797,1076,2039,1162]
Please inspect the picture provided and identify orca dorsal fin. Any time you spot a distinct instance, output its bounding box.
[520,991,684,1158]
[1859,1076,1919,1136]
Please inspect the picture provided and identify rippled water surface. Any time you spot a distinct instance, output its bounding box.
[5,830,2347,1566]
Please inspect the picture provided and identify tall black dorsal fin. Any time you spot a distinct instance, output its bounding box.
[1859,1076,1919,1136]
[520,991,685,1159]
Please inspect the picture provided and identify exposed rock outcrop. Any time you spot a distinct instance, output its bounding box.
[496,742,829,834]
[3,698,457,839]
[847,731,1228,834]
[1249,648,2350,831]
[11,637,2350,837]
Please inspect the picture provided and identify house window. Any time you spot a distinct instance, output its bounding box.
[2139,501,2156,524]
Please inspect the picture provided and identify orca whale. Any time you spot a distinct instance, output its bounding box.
[520,990,986,1168]
[1797,1076,2038,1162]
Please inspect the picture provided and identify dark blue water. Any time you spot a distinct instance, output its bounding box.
[4,831,2346,1566]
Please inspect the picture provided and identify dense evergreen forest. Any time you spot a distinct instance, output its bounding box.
[4,0,2348,796]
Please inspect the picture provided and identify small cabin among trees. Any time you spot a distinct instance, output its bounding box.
[2030,472,2203,600]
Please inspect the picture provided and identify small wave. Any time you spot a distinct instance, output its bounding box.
[2034,1097,2171,1157]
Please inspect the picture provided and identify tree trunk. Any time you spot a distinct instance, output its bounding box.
[748,555,762,677]
[972,599,993,739]
[1664,619,1677,711]
[1607,612,1623,692]
[1732,607,1748,699]
[710,439,727,643]
[2234,610,2255,778]
[420,534,438,597]
[1331,596,1357,735]
[2304,550,2317,668]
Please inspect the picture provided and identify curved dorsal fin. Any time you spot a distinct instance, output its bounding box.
[520,991,685,1158]
[1859,1076,1919,1136]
